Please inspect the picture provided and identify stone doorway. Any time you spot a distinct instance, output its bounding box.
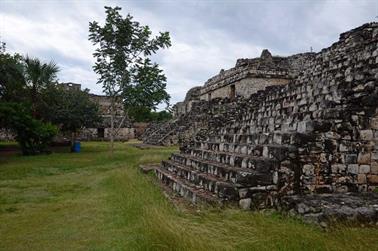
[97,128,105,138]
[230,84,236,100]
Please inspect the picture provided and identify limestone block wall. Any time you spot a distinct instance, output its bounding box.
[198,51,316,102]
[200,70,290,100]
[155,23,378,213]
[199,77,290,100]
[202,22,378,194]
[173,102,185,117]
[80,127,135,141]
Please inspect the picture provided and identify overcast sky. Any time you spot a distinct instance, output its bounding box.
[1,0,377,108]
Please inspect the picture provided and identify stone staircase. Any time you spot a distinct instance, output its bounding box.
[151,23,378,225]
[156,122,302,207]
[143,120,179,146]
[143,98,237,146]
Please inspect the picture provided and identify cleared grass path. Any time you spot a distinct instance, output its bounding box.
[0,142,377,251]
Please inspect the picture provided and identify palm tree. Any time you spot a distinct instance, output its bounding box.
[23,56,59,117]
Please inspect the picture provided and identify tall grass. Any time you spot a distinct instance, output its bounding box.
[0,141,377,251]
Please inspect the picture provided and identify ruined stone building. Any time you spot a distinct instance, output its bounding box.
[149,23,378,224]
[60,83,135,141]
[200,49,314,101]
[143,48,316,146]
[80,94,134,141]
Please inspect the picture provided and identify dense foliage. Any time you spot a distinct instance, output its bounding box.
[128,106,172,122]
[0,102,57,155]
[38,86,100,135]
[0,46,100,154]
[89,6,171,151]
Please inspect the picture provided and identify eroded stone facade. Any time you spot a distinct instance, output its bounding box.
[80,94,135,141]
[153,23,378,224]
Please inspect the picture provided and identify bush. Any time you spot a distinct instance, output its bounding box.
[0,102,57,155]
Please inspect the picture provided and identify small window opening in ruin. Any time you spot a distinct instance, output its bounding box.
[97,128,105,138]
[208,93,212,101]
[230,84,236,100]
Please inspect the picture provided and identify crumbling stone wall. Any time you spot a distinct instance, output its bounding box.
[199,50,315,101]
[143,98,235,146]
[80,94,135,141]
[155,23,378,218]
[173,86,202,117]
[205,77,290,101]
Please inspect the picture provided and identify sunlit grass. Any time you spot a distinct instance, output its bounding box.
[0,141,377,250]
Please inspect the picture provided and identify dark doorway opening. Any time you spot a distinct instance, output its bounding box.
[97,128,105,138]
[208,93,212,101]
[230,84,236,100]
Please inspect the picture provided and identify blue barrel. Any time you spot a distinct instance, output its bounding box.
[72,141,81,153]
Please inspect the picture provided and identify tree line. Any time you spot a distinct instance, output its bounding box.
[0,45,100,154]
[0,5,173,155]
[0,7,171,155]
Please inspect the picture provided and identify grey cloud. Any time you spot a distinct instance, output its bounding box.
[1,0,377,107]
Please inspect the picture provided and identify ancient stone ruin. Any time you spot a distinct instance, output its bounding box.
[59,83,136,141]
[150,23,378,225]
[81,94,135,140]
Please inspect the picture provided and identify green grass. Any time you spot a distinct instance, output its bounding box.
[0,141,377,251]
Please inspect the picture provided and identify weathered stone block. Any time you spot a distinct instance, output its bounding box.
[345,154,357,164]
[358,152,371,164]
[359,130,373,141]
[367,174,378,184]
[357,174,367,184]
[298,121,313,133]
[336,185,348,193]
[347,164,359,175]
[372,152,378,160]
[339,142,349,152]
[331,164,346,173]
[359,165,370,174]
[371,117,378,129]
[303,164,314,176]
[239,198,252,210]
[370,161,378,174]
[320,153,328,163]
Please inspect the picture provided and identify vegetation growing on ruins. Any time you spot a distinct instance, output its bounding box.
[1,141,377,250]
[89,6,171,153]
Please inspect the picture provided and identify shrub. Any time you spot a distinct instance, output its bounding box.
[0,102,57,155]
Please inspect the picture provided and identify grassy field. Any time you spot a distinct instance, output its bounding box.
[0,141,377,251]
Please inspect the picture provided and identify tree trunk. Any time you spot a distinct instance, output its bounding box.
[110,98,115,156]
[31,85,37,118]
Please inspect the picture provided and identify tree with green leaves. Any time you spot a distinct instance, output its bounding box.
[23,56,59,118]
[128,106,172,122]
[89,6,171,154]
[0,49,26,103]
[1,45,100,154]
[0,102,57,155]
[38,86,101,151]
[0,48,59,155]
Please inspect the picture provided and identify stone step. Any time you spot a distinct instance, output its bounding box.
[162,160,240,200]
[191,141,297,161]
[155,166,223,204]
[165,155,274,187]
[178,148,280,170]
[205,131,304,145]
